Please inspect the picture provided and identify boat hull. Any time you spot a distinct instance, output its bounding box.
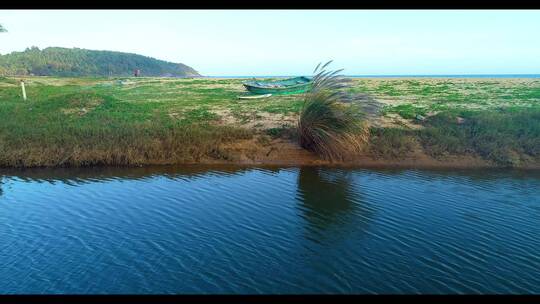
[243,77,312,95]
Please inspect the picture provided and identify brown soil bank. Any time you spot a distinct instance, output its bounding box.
[0,135,538,170]
[0,121,538,169]
[1,125,537,169]
[199,136,540,170]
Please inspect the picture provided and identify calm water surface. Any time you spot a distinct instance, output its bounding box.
[1,166,539,294]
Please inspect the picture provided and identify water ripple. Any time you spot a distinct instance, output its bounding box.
[0,166,539,294]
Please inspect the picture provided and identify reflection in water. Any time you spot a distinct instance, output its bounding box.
[296,167,373,241]
[3,165,537,190]
[0,165,251,186]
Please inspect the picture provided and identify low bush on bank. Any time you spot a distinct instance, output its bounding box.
[418,107,540,166]
[368,107,540,166]
[368,128,416,159]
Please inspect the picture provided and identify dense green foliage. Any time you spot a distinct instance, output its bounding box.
[0,47,200,77]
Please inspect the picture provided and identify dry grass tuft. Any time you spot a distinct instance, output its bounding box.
[297,61,369,161]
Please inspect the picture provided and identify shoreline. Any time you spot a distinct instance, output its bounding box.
[2,137,538,171]
[195,138,540,170]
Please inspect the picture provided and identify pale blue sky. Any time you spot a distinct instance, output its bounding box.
[0,10,539,76]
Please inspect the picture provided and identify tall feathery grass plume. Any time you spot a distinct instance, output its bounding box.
[297,61,368,161]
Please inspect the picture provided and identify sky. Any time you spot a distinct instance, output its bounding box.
[0,10,539,76]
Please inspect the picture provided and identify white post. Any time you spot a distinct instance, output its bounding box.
[20,80,27,101]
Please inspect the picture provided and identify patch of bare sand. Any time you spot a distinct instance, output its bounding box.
[209,109,237,125]
[168,112,181,119]
[61,96,104,116]
[376,113,424,129]
[366,110,424,129]
[243,112,297,130]
[168,106,200,119]
[206,136,326,165]
[209,108,297,130]
[193,83,243,90]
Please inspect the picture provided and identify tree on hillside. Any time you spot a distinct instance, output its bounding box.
[0,47,200,77]
[0,24,6,32]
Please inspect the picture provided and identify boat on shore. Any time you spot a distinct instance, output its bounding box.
[243,76,312,95]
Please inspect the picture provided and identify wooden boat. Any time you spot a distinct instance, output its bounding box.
[242,76,312,95]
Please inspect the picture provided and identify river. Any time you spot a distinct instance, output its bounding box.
[1,166,539,294]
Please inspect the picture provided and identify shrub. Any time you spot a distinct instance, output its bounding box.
[297,61,368,161]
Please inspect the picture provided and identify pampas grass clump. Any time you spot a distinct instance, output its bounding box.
[297,61,368,161]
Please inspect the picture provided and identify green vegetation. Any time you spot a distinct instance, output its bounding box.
[265,126,296,139]
[0,77,251,167]
[297,62,368,161]
[0,24,6,32]
[383,104,428,119]
[348,78,540,117]
[368,128,416,159]
[418,108,540,166]
[369,108,540,166]
[0,75,538,168]
[0,47,199,77]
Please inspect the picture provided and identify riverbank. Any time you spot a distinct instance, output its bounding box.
[158,134,539,170]
[0,76,538,169]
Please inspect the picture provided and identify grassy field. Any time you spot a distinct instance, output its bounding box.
[352,78,540,119]
[0,76,539,167]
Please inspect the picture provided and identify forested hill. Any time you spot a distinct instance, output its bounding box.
[0,47,201,77]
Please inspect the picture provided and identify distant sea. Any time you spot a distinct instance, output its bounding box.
[206,74,540,79]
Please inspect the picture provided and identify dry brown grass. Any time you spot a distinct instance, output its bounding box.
[0,124,253,167]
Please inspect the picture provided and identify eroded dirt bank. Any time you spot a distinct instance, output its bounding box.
[194,136,540,170]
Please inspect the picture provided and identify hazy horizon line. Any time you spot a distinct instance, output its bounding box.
[204,74,540,77]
